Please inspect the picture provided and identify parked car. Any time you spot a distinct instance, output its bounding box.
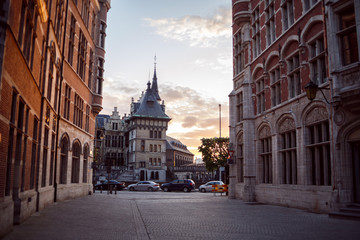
[128,181,160,192]
[94,180,125,191]
[199,181,224,193]
[161,179,195,192]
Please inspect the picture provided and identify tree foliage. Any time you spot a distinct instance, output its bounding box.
[198,137,229,172]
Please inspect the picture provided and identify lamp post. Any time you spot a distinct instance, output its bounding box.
[304,81,330,104]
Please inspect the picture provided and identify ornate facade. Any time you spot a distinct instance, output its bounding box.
[229,0,360,213]
[0,0,110,236]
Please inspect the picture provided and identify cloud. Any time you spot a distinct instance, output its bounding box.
[193,52,232,74]
[144,7,231,48]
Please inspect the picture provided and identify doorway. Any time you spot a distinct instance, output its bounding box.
[140,170,145,181]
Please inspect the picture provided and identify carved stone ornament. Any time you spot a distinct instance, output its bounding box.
[305,107,328,125]
[259,125,271,138]
[279,118,295,133]
[334,110,345,126]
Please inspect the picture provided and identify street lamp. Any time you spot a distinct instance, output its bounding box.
[304,81,330,104]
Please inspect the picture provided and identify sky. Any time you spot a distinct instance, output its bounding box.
[102,0,232,158]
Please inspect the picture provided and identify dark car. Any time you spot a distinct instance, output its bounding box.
[161,179,195,192]
[94,180,125,191]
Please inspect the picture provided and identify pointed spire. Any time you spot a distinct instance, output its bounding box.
[151,55,161,101]
[147,80,151,90]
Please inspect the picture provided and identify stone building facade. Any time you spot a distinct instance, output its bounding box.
[0,0,110,236]
[165,136,194,168]
[229,0,360,213]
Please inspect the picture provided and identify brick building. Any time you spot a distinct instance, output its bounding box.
[0,0,110,236]
[229,0,360,213]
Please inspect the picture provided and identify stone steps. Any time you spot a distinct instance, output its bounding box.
[329,203,360,221]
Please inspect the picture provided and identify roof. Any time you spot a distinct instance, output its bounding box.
[166,136,194,156]
[95,114,110,128]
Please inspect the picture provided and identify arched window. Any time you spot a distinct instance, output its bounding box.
[155,171,159,180]
[278,117,297,184]
[83,144,89,183]
[71,141,81,183]
[60,136,69,184]
[150,171,154,179]
[258,125,272,183]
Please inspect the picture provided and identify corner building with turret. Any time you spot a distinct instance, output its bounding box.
[229,0,360,213]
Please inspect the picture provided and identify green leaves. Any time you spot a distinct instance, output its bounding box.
[198,137,229,172]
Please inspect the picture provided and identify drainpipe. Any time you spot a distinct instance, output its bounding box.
[54,0,69,203]
[36,0,53,212]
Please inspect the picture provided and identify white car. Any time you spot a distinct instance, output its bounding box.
[128,181,160,192]
[199,181,224,193]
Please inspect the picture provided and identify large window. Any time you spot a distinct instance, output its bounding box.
[49,134,55,186]
[265,0,276,46]
[99,22,106,48]
[279,128,297,184]
[96,58,104,94]
[68,15,76,66]
[287,53,301,99]
[256,78,265,114]
[259,126,272,184]
[306,120,331,186]
[73,93,84,128]
[234,32,245,74]
[303,0,319,12]
[30,117,38,189]
[64,84,71,120]
[71,142,81,183]
[88,50,93,89]
[54,0,64,44]
[60,137,68,184]
[81,0,90,27]
[270,67,281,107]
[309,34,326,85]
[252,7,261,58]
[77,30,87,80]
[236,92,243,122]
[83,146,88,183]
[41,127,49,187]
[337,4,359,66]
[281,0,294,32]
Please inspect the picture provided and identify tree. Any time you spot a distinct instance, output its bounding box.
[198,137,229,172]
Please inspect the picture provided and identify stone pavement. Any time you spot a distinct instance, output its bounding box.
[3,191,360,240]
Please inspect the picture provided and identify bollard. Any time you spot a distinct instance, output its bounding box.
[115,185,117,195]
[100,185,102,193]
[110,185,113,194]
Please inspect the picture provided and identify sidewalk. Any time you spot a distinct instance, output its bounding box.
[4,191,360,240]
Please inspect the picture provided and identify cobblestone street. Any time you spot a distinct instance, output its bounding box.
[4,191,360,240]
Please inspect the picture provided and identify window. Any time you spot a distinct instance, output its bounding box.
[63,84,71,120]
[30,117,38,189]
[304,0,319,12]
[158,131,162,139]
[73,93,84,128]
[270,67,281,106]
[54,68,60,111]
[237,134,244,183]
[309,34,326,85]
[280,129,297,184]
[282,0,294,32]
[42,127,49,187]
[85,105,90,132]
[83,146,88,183]
[21,107,29,192]
[236,92,243,122]
[91,11,96,39]
[47,53,55,102]
[141,140,145,152]
[252,7,261,57]
[306,120,331,185]
[259,126,272,184]
[60,137,68,184]
[112,135,117,147]
[337,4,359,66]
[68,15,76,66]
[256,78,265,114]
[154,144,157,152]
[105,135,110,147]
[18,0,37,68]
[112,122,118,130]
[287,53,301,98]
[54,0,64,45]
[158,144,161,152]
[71,142,81,183]
[265,0,276,46]
[77,30,87,80]
[96,58,104,94]
[49,134,55,186]
[150,144,153,152]
[150,130,153,138]
[81,0,90,27]
[88,50,93,89]
[234,32,245,74]
[99,22,106,48]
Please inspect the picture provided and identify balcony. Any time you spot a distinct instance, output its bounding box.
[233,0,251,27]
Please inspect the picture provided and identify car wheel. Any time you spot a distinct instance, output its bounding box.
[163,187,169,192]
[129,187,135,191]
[148,187,154,192]
[200,188,206,193]
[183,187,190,192]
